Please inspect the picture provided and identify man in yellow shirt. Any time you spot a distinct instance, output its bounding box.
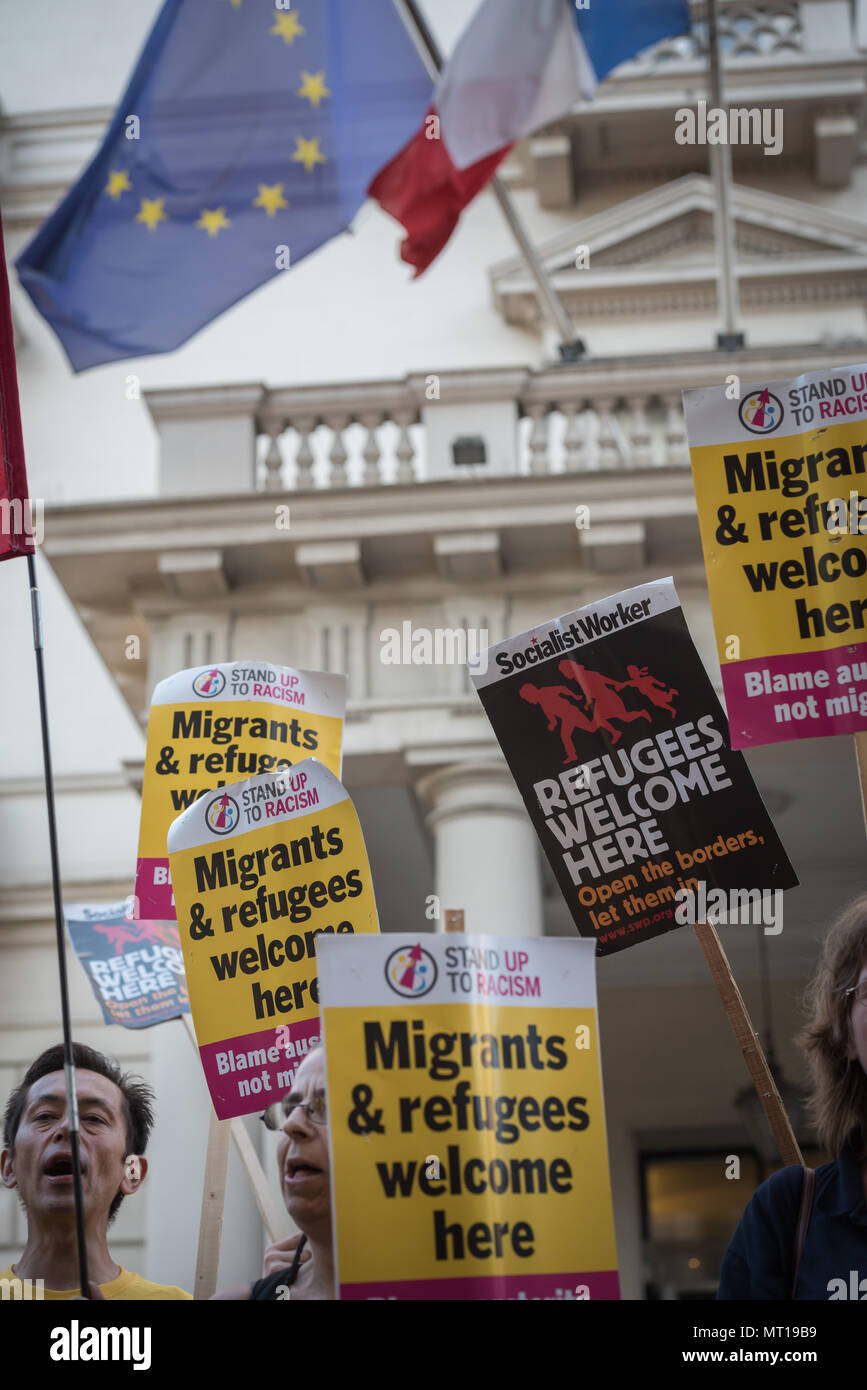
[1,1043,190,1300]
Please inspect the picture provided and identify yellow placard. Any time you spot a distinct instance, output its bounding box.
[689,419,867,665]
[135,662,345,919]
[168,761,377,1119]
[684,368,867,747]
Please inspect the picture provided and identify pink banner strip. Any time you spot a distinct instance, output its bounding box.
[340,1269,620,1301]
[723,642,867,748]
[134,858,175,920]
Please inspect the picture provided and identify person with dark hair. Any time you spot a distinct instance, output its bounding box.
[717,894,867,1299]
[1,1042,191,1300]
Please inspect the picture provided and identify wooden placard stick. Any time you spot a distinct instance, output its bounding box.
[180,1013,288,1244]
[693,920,803,1168]
[228,1117,289,1245]
[444,909,465,933]
[194,1107,230,1300]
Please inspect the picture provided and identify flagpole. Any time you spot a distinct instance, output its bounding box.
[707,0,744,350]
[26,550,90,1298]
[393,0,585,361]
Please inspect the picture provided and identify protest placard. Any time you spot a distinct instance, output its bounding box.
[136,662,346,919]
[469,578,797,954]
[65,896,189,1028]
[683,363,867,748]
[168,759,378,1119]
[318,933,619,1300]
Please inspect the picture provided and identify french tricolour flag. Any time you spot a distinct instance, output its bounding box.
[369,0,691,273]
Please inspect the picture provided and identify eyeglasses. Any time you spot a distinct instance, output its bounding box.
[844,981,867,1009]
[260,1092,327,1131]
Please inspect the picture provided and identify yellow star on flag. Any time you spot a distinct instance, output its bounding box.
[196,207,231,238]
[105,170,132,201]
[297,71,330,108]
[292,136,325,173]
[135,197,167,231]
[253,183,289,217]
[271,11,304,44]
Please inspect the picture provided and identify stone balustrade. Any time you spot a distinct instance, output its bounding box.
[655,0,805,65]
[254,362,696,492]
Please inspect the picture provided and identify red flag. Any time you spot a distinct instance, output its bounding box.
[0,209,34,563]
[368,108,510,276]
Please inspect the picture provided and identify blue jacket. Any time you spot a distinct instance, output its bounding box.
[717,1137,867,1299]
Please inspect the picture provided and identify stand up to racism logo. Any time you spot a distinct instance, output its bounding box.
[193,668,226,698]
[384,944,438,998]
[738,386,783,435]
[205,792,240,835]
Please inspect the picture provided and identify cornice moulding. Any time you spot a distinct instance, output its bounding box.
[490,175,867,280]
[42,470,699,553]
[144,384,264,420]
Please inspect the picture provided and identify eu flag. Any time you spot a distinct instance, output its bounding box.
[17,0,432,371]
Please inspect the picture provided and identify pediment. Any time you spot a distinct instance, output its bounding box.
[491,175,867,323]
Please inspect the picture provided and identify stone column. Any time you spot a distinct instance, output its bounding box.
[416,761,544,937]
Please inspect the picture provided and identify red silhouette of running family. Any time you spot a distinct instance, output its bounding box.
[519,659,678,764]
[94,920,177,955]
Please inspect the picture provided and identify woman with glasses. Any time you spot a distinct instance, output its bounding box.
[212,1046,335,1300]
[718,893,867,1299]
